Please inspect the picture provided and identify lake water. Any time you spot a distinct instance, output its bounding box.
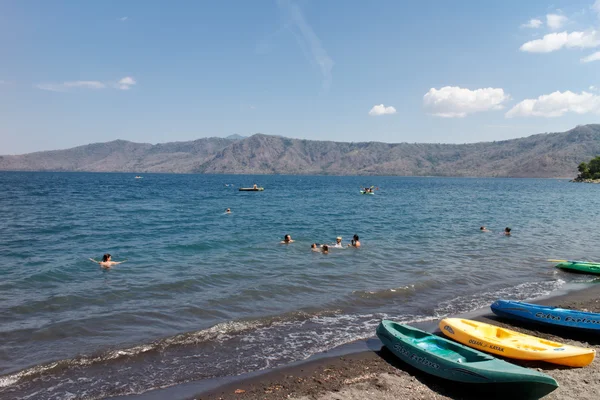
[1,172,599,399]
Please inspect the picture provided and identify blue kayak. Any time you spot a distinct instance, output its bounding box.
[491,299,600,332]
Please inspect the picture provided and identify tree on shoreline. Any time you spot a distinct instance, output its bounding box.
[577,156,600,180]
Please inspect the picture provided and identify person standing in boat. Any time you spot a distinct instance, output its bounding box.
[253,183,258,189]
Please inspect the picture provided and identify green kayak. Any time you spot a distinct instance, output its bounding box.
[376,320,558,398]
[556,261,600,275]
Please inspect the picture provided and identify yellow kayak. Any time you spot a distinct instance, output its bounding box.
[439,318,595,367]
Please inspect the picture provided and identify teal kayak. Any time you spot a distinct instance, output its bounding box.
[360,190,374,195]
[556,261,600,275]
[376,320,558,398]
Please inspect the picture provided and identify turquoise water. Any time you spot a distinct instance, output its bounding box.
[1,172,599,399]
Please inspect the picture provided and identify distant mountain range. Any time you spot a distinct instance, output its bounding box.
[2,125,600,177]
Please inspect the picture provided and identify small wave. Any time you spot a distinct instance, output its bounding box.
[164,242,216,252]
[0,309,342,388]
[352,279,440,300]
[0,278,571,397]
[433,279,566,318]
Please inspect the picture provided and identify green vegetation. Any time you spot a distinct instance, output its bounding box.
[577,156,600,180]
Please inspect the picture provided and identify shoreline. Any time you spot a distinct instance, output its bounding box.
[570,178,600,184]
[120,282,600,400]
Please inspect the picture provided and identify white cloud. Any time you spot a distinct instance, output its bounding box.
[120,16,128,22]
[36,77,135,92]
[581,51,600,62]
[522,18,542,28]
[66,81,106,89]
[506,90,600,118]
[368,104,397,116]
[590,85,598,91]
[423,86,510,118]
[520,30,600,53]
[36,80,106,92]
[546,14,568,30]
[117,76,136,90]
[277,0,333,90]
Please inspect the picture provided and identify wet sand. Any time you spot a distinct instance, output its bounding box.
[196,284,600,400]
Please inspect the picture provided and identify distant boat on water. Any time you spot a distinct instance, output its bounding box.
[135,176,143,179]
[239,184,263,191]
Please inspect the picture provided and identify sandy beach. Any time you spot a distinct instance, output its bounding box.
[197,284,600,400]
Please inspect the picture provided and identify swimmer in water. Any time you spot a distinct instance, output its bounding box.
[480,226,490,232]
[504,227,511,236]
[348,234,361,247]
[311,243,321,251]
[89,254,125,268]
[333,236,343,248]
[321,244,329,254]
[225,208,231,214]
[281,234,294,244]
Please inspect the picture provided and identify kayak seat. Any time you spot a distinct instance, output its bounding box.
[417,338,492,363]
[494,329,513,339]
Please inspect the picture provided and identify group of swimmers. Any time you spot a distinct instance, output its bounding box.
[480,226,512,235]
[92,207,361,267]
[281,234,361,254]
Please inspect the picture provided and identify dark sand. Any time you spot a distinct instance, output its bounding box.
[194,284,600,400]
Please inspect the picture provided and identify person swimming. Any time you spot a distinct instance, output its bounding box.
[333,236,343,248]
[480,226,490,232]
[225,208,231,214]
[311,243,321,251]
[348,234,361,247]
[281,234,294,244]
[321,244,329,254]
[504,227,511,236]
[89,254,126,268]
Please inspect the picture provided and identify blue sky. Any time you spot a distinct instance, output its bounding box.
[1,0,600,154]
